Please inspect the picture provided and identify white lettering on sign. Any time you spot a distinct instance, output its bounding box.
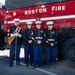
[25,8,47,15]
[52,5,65,11]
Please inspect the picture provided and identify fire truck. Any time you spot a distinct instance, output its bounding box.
[0,3,5,50]
[0,0,75,62]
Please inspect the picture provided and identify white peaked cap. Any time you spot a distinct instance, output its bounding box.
[35,21,42,24]
[14,18,20,22]
[26,21,33,25]
[46,21,54,25]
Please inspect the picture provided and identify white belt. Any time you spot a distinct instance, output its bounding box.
[35,37,43,39]
[47,39,55,41]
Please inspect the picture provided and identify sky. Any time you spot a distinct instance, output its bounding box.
[0,0,5,5]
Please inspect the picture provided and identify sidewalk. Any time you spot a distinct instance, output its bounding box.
[0,48,24,58]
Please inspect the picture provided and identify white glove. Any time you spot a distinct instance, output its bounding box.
[14,33,22,37]
[10,34,15,37]
[28,40,32,44]
[14,33,19,37]
[37,40,41,44]
[50,43,54,46]
[18,34,22,38]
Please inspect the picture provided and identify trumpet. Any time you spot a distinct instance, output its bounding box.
[8,27,21,45]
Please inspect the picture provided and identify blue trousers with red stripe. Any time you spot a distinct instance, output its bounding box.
[9,44,21,65]
[24,45,33,65]
[33,46,43,66]
[46,47,57,65]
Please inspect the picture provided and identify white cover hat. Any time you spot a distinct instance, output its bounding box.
[35,21,42,25]
[46,21,54,25]
[14,18,20,22]
[26,21,33,25]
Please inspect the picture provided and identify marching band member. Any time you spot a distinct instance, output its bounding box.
[23,21,33,66]
[44,21,57,68]
[32,19,44,68]
[9,18,22,67]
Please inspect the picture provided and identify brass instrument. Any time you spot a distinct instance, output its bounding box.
[8,36,15,45]
[8,27,21,45]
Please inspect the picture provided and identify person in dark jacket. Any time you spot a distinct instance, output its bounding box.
[9,18,22,67]
[23,21,33,66]
[44,21,57,67]
[32,20,44,68]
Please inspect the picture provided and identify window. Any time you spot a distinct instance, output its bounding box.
[5,0,67,10]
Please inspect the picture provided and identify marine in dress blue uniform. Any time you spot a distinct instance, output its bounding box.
[32,20,44,68]
[44,21,57,67]
[23,21,33,66]
[9,18,22,66]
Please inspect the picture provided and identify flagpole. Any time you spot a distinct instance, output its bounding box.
[14,36,17,67]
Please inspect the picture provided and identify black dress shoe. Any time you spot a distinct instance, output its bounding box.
[26,64,29,67]
[52,65,57,69]
[9,64,13,67]
[16,63,22,66]
[47,65,50,68]
[33,66,37,68]
[30,63,33,66]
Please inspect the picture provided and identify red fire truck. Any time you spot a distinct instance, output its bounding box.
[0,0,75,62]
[0,3,5,50]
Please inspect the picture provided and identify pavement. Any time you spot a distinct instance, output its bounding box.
[0,49,75,75]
